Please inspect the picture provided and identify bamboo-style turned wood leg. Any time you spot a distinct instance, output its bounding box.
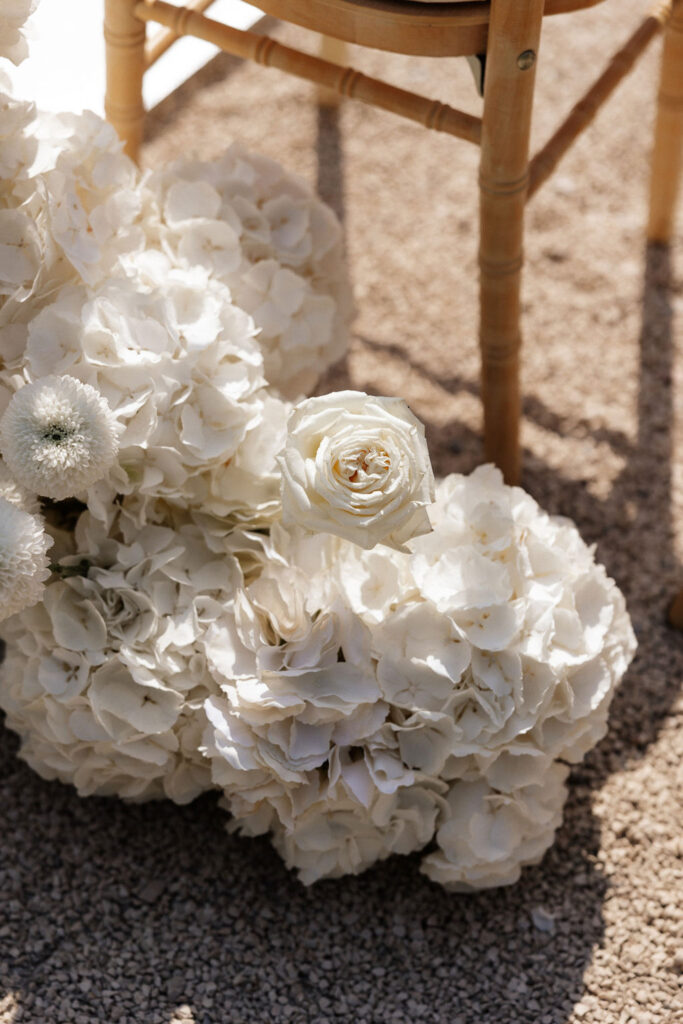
[317,35,348,107]
[478,0,545,485]
[133,2,482,144]
[648,0,683,242]
[105,0,146,163]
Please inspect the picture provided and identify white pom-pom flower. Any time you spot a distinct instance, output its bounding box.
[278,391,435,551]
[0,495,51,622]
[0,375,120,499]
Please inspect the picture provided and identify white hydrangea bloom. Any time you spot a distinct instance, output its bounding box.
[202,467,635,885]
[200,524,447,880]
[142,143,352,398]
[205,698,445,884]
[0,0,37,65]
[0,494,51,621]
[0,208,42,296]
[268,776,446,885]
[331,465,637,790]
[202,543,383,787]
[420,765,569,891]
[0,79,37,180]
[33,111,144,285]
[0,60,635,893]
[0,375,119,499]
[0,507,244,802]
[0,105,145,373]
[14,264,289,525]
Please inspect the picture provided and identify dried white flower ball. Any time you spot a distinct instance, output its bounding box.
[0,376,119,500]
[0,496,51,622]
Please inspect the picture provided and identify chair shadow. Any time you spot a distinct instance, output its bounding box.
[0,721,606,1024]
[316,103,346,226]
[142,16,277,149]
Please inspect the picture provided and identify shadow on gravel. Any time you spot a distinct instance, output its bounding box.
[0,718,607,1024]
[141,18,277,151]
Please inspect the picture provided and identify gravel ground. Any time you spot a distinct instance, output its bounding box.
[2,1,683,1022]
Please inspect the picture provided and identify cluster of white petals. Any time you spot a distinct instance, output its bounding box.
[0,0,36,65]
[13,264,289,524]
[0,374,119,498]
[0,108,144,317]
[421,765,570,891]
[0,101,346,531]
[141,145,352,399]
[199,467,636,886]
[279,392,435,550]
[0,507,243,802]
[0,19,637,892]
[0,77,36,181]
[0,493,51,621]
[198,524,443,880]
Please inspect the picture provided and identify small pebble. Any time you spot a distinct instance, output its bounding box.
[530,907,556,934]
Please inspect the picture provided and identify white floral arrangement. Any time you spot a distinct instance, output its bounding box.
[0,5,636,890]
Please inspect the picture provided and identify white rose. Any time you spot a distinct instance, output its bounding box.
[278,391,435,551]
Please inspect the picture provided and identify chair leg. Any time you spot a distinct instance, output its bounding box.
[317,35,348,107]
[478,0,545,485]
[647,0,683,243]
[104,0,147,164]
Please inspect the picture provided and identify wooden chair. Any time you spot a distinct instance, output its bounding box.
[104,0,683,486]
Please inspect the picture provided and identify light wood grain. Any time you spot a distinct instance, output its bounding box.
[105,0,666,484]
[104,0,146,162]
[145,0,217,67]
[478,0,545,485]
[648,0,683,241]
[241,0,606,57]
[317,35,349,107]
[134,0,483,142]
